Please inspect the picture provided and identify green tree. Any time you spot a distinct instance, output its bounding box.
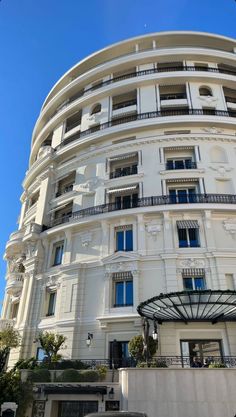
[0,326,21,372]
[0,370,33,417]
[128,335,157,363]
[38,331,66,363]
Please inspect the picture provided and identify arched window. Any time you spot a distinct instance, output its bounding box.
[91,103,102,115]
[199,86,213,97]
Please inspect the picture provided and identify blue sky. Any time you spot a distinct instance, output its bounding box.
[0,0,236,304]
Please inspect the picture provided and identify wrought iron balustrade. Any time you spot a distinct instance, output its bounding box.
[112,99,137,110]
[165,161,197,170]
[110,165,138,179]
[55,108,236,150]
[55,184,74,198]
[45,193,236,229]
[225,96,236,104]
[160,93,187,100]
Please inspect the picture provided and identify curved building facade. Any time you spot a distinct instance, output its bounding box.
[2,31,236,367]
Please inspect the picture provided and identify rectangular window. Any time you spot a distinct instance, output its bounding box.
[52,241,64,266]
[113,272,133,307]
[115,226,133,251]
[183,275,206,291]
[47,292,56,316]
[177,221,200,248]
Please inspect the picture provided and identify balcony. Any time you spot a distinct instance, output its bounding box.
[6,273,24,296]
[45,193,236,229]
[112,99,137,117]
[56,108,236,150]
[0,318,15,330]
[56,184,74,198]
[110,165,138,179]
[165,161,197,170]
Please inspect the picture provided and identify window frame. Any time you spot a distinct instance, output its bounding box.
[177,226,200,248]
[183,275,206,291]
[46,290,57,316]
[52,241,64,266]
[115,225,133,252]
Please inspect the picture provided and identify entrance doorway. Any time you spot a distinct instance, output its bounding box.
[180,339,223,367]
[109,340,132,368]
[58,401,98,417]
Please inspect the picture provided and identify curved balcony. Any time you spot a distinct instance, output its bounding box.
[6,273,24,296]
[33,63,236,148]
[56,108,236,150]
[48,65,236,120]
[45,193,236,229]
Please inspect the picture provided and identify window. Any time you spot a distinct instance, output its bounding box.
[115,225,133,251]
[52,241,64,266]
[91,103,101,115]
[177,221,200,248]
[169,188,196,203]
[47,291,56,316]
[183,276,205,290]
[182,268,206,291]
[113,272,133,307]
[11,302,19,319]
[166,158,194,170]
[199,86,212,96]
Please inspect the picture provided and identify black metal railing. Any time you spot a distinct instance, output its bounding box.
[110,165,138,179]
[39,356,236,370]
[225,96,236,104]
[166,161,197,170]
[45,193,236,229]
[160,93,187,100]
[56,108,236,150]
[112,99,137,110]
[48,64,236,121]
[55,184,74,198]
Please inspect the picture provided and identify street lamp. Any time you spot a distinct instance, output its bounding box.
[86,333,93,347]
[152,321,158,341]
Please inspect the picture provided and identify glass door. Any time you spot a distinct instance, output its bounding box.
[180,339,223,367]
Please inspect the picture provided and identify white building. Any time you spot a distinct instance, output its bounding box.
[2,31,236,415]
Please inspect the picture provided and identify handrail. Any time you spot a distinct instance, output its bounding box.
[48,64,236,121]
[45,193,236,229]
[56,108,236,150]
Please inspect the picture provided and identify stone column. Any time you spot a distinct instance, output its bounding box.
[137,214,145,255]
[163,211,173,251]
[63,229,72,264]
[35,166,54,225]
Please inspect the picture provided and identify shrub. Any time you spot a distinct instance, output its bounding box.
[53,360,90,370]
[56,369,100,382]
[137,359,168,368]
[57,369,81,382]
[96,364,108,380]
[209,362,226,368]
[29,369,51,382]
[128,335,157,362]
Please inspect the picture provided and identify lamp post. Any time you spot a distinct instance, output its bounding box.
[86,333,93,347]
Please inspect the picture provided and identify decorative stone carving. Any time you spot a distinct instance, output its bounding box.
[105,262,138,275]
[179,258,205,268]
[209,165,232,177]
[32,400,46,417]
[46,275,61,290]
[202,126,223,134]
[198,96,218,105]
[223,219,236,235]
[80,231,93,248]
[8,256,25,273]
[145,222,162,239]
[78,178,99,193]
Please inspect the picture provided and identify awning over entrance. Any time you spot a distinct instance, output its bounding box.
[137,290,236,324]
[43,385,107,395]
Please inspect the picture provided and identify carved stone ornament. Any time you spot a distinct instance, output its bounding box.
[198,96,218,105]
[179,258,205,268]
[145,222,162,239]
[202,126,223,134]
[46,275,61,289]
[80,231,92,248]
[105,262,138,275]
[8,255,26,273]
[223,219,236,235]
[209,165,232,177]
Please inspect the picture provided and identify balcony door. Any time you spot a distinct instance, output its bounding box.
[109,340,132,368]
[115,193,138,209]
[180,339,223,367]
[169,188,195,203]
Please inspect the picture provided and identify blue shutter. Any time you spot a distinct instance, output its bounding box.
[116,231,124,251]
[115,282,124,306]
[125,229,133,251]
[125,281,133,305]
